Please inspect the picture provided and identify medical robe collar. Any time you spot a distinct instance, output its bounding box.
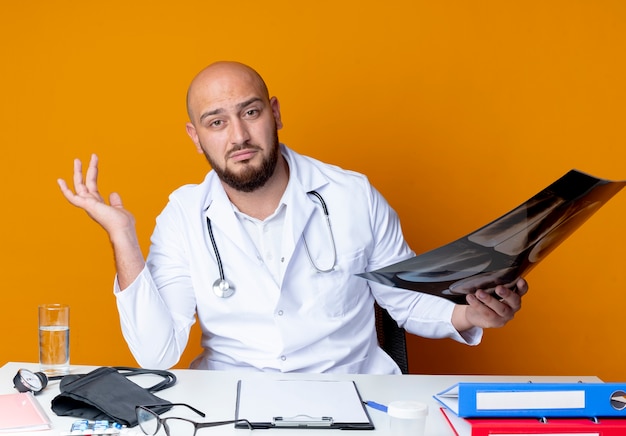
[200,144,331,266]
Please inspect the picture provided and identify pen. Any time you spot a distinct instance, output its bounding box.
[364,400,388,413]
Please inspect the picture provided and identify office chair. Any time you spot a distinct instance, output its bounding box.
[374,303,409,374]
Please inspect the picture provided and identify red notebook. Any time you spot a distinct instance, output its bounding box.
[0,392,52,433]
[440,407,626,436]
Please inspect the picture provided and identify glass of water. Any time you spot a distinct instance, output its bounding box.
[38,303,70,376]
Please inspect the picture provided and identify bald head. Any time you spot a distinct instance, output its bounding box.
[186,61,270,122]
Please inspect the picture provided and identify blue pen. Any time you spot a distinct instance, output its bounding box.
[364,401,388,413]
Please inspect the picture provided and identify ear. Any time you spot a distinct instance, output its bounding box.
[270,97,283,130]
[185,122,203,154]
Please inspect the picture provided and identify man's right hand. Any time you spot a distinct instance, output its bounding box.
[57,154,145,290]
[57,154,136,238]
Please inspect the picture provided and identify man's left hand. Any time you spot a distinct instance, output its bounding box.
[452,278,528,331]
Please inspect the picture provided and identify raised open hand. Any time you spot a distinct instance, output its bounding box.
[57,154,136,238]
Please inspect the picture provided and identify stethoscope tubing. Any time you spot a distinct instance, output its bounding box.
[206,190,336,298]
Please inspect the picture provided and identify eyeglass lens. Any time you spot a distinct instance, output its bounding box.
[137,406,251,436]
[137,407,160,435]
[163,417,197,436]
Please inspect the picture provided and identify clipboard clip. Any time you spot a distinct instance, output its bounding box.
[273,415,334,427]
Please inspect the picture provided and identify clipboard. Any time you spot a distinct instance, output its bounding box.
[234,379,375,430]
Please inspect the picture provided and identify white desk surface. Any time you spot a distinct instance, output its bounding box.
[0,362,601,436]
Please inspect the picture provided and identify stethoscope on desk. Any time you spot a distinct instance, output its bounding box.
[207,190,337,298]
[13,366,176,395]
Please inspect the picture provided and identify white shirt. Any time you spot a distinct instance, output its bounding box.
[235,203,285,285]
[115,144,481,373]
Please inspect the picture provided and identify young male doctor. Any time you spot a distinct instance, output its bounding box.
[58,61,528,374]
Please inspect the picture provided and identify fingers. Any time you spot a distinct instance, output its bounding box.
[66,154,103,199]
[84,154,100,193]
[465,283,526,329]
[71,157,86,195]
[494,285,522,312]
[72,154,99,194]
[58,155,135,234]
[491,278,528,315]
[57,177,78,205]
[109,192,123,209]
[464,298,507,329]
[470,290,515,326]
[58,154,104,208]
[515,278,529,297]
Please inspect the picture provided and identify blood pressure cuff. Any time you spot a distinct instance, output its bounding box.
[51,366,174,427]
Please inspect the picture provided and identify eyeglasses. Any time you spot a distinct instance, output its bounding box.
[136,403,253,436]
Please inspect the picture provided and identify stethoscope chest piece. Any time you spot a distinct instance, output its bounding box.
[213,278,235,298]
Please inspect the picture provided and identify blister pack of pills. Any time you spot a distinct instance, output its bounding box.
[61,420,124,435]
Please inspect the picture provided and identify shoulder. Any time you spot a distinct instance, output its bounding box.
[284,145,395,222]
[283,144,373,192]
[164,171,221,211]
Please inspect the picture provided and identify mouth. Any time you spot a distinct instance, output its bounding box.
[229,147,259,162]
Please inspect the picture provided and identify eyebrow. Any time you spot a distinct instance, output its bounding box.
[199,97,264,123]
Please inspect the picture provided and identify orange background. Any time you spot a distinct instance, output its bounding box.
[1,1,624,381]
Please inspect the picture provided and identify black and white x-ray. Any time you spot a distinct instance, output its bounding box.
[359,170,625,304]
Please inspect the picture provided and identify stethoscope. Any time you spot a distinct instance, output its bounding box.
[13,367,176,395]
[207,190,337,298]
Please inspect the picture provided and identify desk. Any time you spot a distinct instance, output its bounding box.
[0,362,601,436]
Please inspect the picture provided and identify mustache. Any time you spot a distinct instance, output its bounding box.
[227,143,262,157]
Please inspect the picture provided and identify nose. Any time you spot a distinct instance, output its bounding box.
[230,118,251,145]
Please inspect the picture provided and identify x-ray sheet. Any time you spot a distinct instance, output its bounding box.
[358,169,625,304]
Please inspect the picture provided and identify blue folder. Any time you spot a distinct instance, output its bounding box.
[434,382,626,418]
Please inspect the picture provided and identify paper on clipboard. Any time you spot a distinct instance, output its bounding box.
[234,379,374,429]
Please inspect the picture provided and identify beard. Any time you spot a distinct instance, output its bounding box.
[202,130,280,193]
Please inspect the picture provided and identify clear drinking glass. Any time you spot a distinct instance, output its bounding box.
[38,303,70,376]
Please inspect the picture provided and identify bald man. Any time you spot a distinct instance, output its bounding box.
[58,61,527,373]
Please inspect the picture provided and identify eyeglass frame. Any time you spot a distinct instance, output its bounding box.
[136,403,253,436]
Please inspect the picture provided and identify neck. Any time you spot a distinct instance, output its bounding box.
[222,155,289,220]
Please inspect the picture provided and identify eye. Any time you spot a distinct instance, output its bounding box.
[243,109,260,119]
[207,119,224,128]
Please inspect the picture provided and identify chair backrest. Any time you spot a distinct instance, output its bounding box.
[374,303,409,374]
